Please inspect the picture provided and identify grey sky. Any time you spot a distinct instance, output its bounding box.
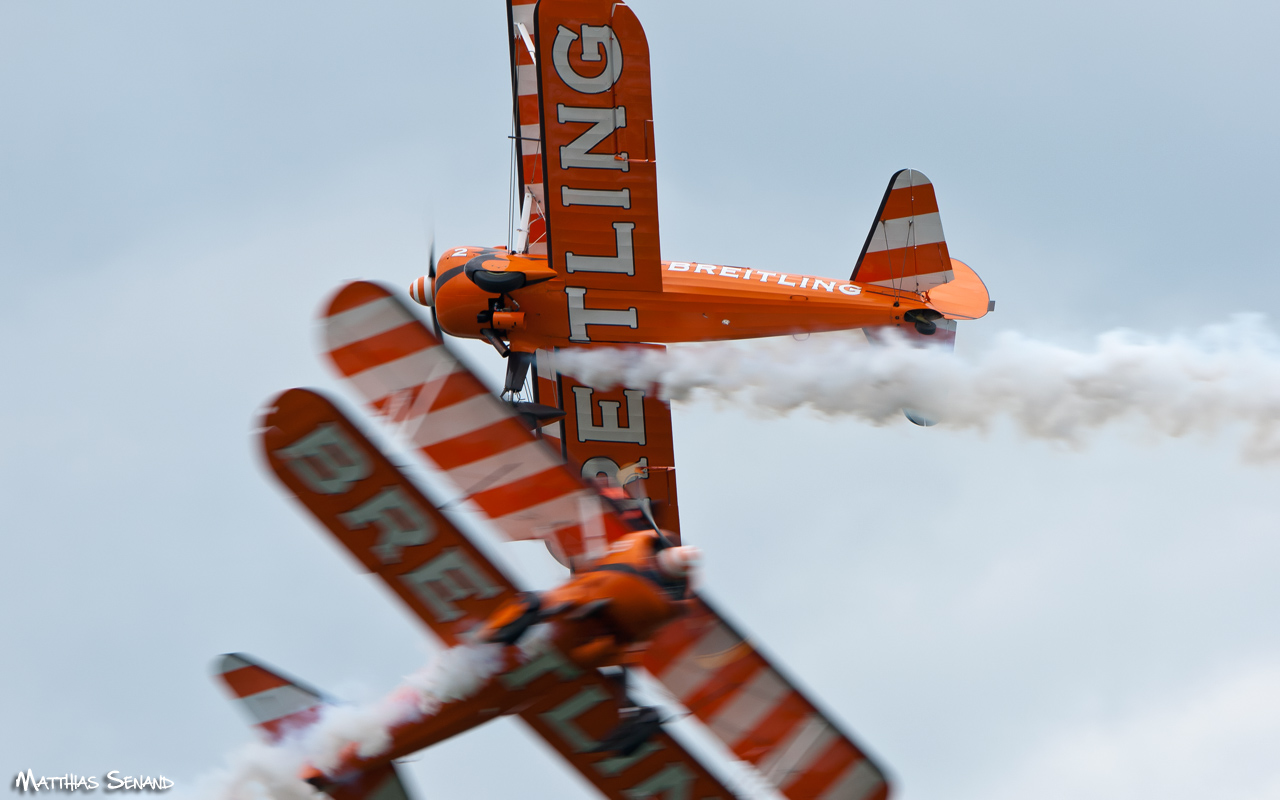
[2,1,1278,799]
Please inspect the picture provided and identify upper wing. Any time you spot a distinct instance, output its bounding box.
[851,169,953,295]
[320,281,630,563]
[508,0,548,255]
[260,387,519,646]
[535,0,663,293]
[642,598,891,800]
[535,345,683,540]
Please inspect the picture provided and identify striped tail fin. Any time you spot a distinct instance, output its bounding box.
[851,169,953,295]
[214,653,326,743]
[212,653,414,800]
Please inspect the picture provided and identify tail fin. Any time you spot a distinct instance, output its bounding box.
[851,168,953,294]
[212,654,413,800]
[214,653,327,743]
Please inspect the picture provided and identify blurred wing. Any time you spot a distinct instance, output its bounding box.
[536,344,683,540]
[642,598,891,800]
[851,169,953,295]
[536,0,663,294]
[516,671,741,800]
[319,281,630,562]
[260,387,519,646]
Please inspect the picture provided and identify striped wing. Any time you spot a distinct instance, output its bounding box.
[320,281,629,563]
[508,0,548,254]
[642,598,891,800]
[261,388,519,645]
[852,169,953,294]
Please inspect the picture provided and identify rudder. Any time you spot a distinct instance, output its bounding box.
[851,169,953,294]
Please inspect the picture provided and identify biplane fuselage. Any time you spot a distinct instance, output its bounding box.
[432,247,989,349]
[411,0,988,358]
[303,529,696,785]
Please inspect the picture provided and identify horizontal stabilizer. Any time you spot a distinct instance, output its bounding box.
[925,258,990,321]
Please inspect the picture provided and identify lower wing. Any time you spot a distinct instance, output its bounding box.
[642,598,891,800]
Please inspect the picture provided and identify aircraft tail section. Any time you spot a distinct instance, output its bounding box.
[214,652,327,743]
[213,653,414,800]
[851,169,953,294]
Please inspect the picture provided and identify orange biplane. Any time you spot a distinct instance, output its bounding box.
[407,0,991,540]
[219,282,891,800]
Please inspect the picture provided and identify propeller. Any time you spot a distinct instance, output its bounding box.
[427,235,442,338]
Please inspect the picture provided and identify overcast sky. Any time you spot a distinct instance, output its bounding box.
[3,1,1279,799]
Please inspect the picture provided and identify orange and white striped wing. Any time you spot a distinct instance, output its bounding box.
[852,169,953,295]
[642,599,890,800]
[320,281,627,562]
[508,0,548,254]
[214,653,326,743]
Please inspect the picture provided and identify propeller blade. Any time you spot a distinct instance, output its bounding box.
[427,232,443,338]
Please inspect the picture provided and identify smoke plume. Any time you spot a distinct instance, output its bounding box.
[554,315,1280,461]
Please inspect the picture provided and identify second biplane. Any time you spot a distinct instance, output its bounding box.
[219,282,891,800]
[407,0,992,540]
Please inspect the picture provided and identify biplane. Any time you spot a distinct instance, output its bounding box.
[408,0,992,541]
[217,282,890,800]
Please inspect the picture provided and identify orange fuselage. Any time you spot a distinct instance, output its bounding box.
[431,247,986,351]
[307,532,690,783]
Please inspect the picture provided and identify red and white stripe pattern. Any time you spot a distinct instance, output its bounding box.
[642,601,888,800]
[509,0,547,254]
[534,348,564,455]
[322,281,625,563]
[853,169,953,295]
[214,653,325,743]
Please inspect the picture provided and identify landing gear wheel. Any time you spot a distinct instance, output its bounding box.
[903,308,943,336]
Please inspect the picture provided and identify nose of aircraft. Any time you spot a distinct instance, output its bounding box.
[409,275,433,306]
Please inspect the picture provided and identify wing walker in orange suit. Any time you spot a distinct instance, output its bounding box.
[299,529,702,789]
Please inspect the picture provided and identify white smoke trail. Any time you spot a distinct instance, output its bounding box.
[187,640,510,800]
[554,315,1280,461]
